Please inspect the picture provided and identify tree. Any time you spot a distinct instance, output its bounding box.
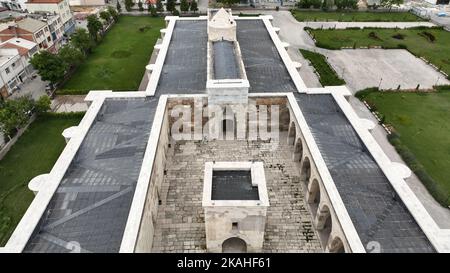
[70,28,93,55]
[116,1,122,12]
[30,51,67,85]
[380,0,403,10]
[172,8,180,16]
[138,0,144,11]
[190,0,198,12]
[156,0,164,12]
[149,4,157,16]
[166,0,175,12]
[180,0,189,13]
[125,0,134,11]
[0,96,34,138]
[58,45,84,68]
[219,0,239,7]
[87,14,103,42]
[99,10,112,24]
[35,95,51,115]
[108,6,119,21]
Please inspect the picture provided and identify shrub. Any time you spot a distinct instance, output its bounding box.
[392,33,405,40]
[419,31,436,42]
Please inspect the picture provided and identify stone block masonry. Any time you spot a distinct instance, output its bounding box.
[151,133,323,253]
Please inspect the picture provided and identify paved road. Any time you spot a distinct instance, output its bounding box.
[8,74,47,100]
[258,10,450,228]
[304,21,436,29]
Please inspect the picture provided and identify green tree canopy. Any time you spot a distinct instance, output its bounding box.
[87,14,103,41]
[180,0,189,12]
[30,51,67,85]
[58,45,85,68]
[108,6,119,21]
[125,0,134,11]
[0,96,35,138]
[166,0,176,12]
[70,28,93,55]
[99,10,112,23]
[156,0,164,12]
[380,0,404,10]
[190,0,198,11]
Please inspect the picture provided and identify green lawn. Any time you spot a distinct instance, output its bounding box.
[360,89,450,205]
[291,10,424,22]
[299,49,345,86]
[58,16,164,94]
[0,113,83,246]
[310,27,450,76]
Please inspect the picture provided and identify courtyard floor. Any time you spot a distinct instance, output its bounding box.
[151,134,323,253]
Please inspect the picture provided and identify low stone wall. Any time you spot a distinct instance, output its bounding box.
[0,115,36,161]
[135,106,171,252]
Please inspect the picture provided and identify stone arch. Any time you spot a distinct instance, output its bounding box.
[328,236,345,253]
[315,204,332,248]
[307,179,321,218]
[287,122,296,145]
[300,157,311,186]
[222,237,247,253]
[293,138,303,161]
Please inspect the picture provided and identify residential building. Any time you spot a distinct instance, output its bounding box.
[69,0,105,6]
[0,47,32,98]
[25,0,75,36]
[28,12,65,50]
[0,0,27,11]
[0,17,55,51]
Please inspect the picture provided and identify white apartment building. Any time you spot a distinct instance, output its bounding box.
[0,47,31,97]
[26,0,75,35]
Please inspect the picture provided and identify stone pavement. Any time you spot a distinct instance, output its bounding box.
[8,75,47,100]
[51,95,89,113]
[151,135,323,253]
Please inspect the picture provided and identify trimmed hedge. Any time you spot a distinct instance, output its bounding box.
[299,49,346,86]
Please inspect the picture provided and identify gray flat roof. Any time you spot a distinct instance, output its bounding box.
[295,93,434,253]
[155,19,296,95]
[212,170,258,200]
[24,98,159,253]
[156,20,208,95]
[213,41,239,80]
[236,20,296,93]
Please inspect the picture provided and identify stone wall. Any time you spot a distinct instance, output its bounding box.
[135,106,171,252]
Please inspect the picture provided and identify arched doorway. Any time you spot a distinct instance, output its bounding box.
[293,138,303,161]
[300,157,311,186]
[222,237,247,253]
[316,205,332,248]
[287,122,296,145]
[308,179,320,217]
[329,236,345,253]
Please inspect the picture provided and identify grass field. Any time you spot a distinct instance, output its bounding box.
[359,88,450,205]
[0,113,83,246]
[299,49,345,86]
[291,10,424,22]
[310,27,450,77]
[58,16,164,94]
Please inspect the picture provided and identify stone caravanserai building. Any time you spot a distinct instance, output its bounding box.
[1,9,450,253]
